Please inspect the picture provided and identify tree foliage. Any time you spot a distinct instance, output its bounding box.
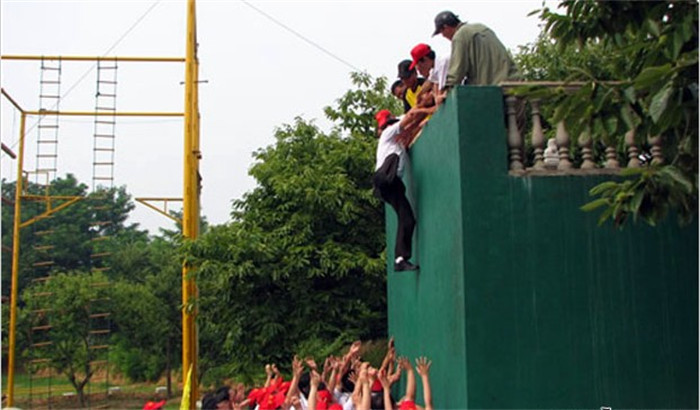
[188,73,396,383]
[516,0,698,227]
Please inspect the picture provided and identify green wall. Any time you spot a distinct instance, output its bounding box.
[386,86,698,409]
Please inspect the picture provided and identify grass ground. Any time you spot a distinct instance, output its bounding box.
[2,372,185,409]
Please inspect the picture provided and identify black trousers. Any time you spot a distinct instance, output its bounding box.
[373,155,415,260]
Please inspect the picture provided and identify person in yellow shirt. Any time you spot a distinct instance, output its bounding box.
[397,60,426,112]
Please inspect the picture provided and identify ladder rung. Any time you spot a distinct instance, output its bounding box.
[89,330,110,335]
[33,245,55,251]
[33,292,54,297]
[92,267,111,273]
[90,360,109,366]
[98,80,117,84]
[93,177,114,180]
[29,358,51,364]
[35,230,54,236]
[32,341,53,348]
[90,313,111,318]
[32,277,51,283]
[94,134,115,138]
[95,120,116,125]
[97,93,117,97]
[93,148,114,152]
[93,221,112,226]
[36,154,58,158]
[32,325,52,331]
[95,107,116,111]
[41,67,61,71]
[39,95,60,99]
[41,80,61,84]
[93,162,114,166]
[91,252,111,258]
[37,140,59,144]
[37,124,59,129]
[35,168,57,172]
[32,261,54,267]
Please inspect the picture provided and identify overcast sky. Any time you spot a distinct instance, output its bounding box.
[1,0,545,234]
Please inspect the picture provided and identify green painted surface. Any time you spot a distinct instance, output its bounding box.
[386,86,698,409]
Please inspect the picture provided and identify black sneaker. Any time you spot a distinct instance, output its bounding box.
[394,259,419,272]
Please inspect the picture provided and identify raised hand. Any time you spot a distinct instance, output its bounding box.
[415,357,432,377]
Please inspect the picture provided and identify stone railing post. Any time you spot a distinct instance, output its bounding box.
[555,121,572,170]
[625,129,641,168]
[649,135,664,165]
[603,139,620,169]
[506,95,523,171]
[579,126,595,169]
[530,99,545,170]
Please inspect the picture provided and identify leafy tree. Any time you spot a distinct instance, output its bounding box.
[188,73,396,383]
[517,0,698,227]
[20,271,111,407]
[1,175,146,297]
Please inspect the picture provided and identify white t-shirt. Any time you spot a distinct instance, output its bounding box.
[428,56,450,91]
[374,118,406,178]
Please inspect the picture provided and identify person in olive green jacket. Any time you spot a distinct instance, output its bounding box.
[433,10,519,90]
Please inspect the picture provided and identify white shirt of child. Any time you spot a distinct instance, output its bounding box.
[374,118,406,178]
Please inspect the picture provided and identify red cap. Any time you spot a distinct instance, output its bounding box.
[259,391,286,410]
[247,388,265,405]
[371,379,383,392]
[329,404,343,410]
[375,109,393,128]
[143,400,166,410]
[409,43,431,70]
[398,400,417,410]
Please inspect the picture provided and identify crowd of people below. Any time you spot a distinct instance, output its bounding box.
[373,10,520,273]
[197,339,433,410]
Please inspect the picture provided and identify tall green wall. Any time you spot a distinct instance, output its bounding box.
[386,86,698,409]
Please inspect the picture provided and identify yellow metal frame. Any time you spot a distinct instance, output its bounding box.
[135,197,183,224]
[1,17,200,401]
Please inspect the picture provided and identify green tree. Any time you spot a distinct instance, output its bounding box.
[188,73,396,383]
[517,0,698,227]
[20,271,111,407]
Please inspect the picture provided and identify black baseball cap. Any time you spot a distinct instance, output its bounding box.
[397,59,414,79]
[433,11,460,36]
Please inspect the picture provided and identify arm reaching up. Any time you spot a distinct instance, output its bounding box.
[415,357,433,410]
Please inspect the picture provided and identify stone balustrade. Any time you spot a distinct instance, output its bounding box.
[500,82,663,175]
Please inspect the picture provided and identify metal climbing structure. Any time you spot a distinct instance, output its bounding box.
[2,2,201,408]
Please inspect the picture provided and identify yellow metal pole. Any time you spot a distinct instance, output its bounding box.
[7,113,27,407]
[182,0,200,408]
[1,55,184,62]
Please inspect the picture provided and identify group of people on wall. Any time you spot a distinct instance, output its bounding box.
[373,10,519,272]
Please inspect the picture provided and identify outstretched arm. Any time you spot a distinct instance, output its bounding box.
[398,356,416,403]
[416,357,433,410]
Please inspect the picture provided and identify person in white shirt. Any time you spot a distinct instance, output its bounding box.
[372,108,430,272]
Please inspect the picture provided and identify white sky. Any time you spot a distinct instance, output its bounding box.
[1,0,545,235]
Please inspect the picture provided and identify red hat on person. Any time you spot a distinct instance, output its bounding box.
[328,404,343,410]
[259,391,286,410]
[316,389,333,409]
[398,400,417,410]
[375,109,393,128]
[143,400,166,410]
[247,388,265,405]
[409,43,432,70]
[371,379,383,392]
